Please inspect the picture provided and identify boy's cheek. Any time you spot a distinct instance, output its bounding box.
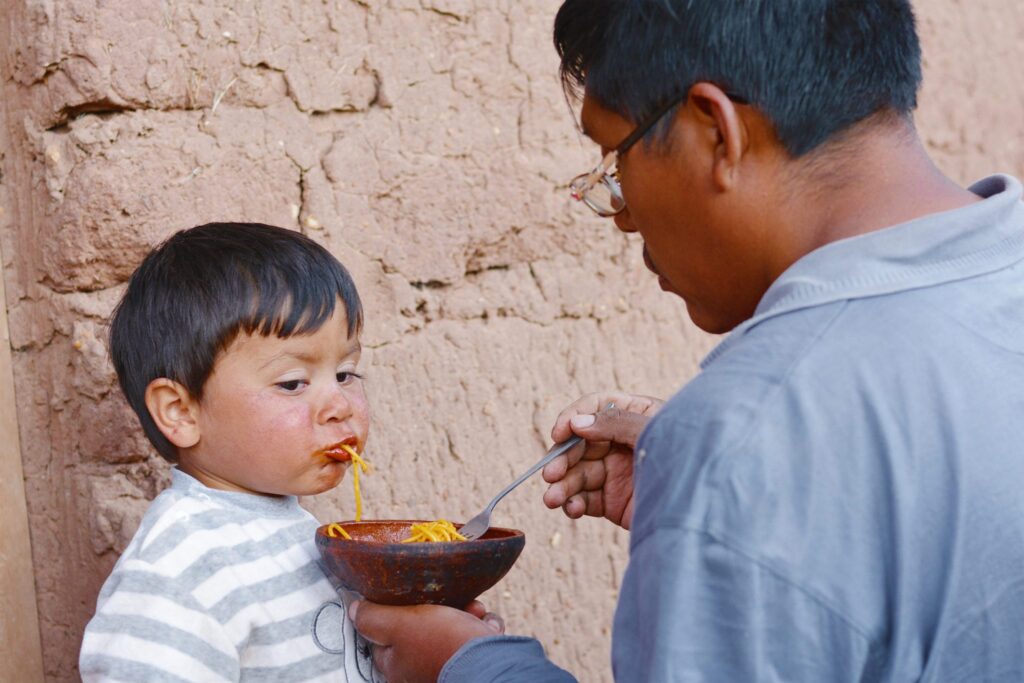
[244,400,318,443]
[346,386,371,435]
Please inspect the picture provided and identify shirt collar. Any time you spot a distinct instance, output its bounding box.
[171,466,303,517]
[703,174,1024,368]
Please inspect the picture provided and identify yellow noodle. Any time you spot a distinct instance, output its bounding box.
[326,522,351,540]
[323,447,464,544]
[402,519,467,543]
[340,444,371,522]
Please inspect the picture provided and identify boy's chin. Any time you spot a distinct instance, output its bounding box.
[265,462,349,497]
[303,465,348,496]
[273,482,337,498]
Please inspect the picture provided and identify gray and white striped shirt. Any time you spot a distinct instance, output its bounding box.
[80,469,382,682]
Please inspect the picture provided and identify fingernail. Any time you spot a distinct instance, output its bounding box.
[348,600,360,621]
[571,414,595,429]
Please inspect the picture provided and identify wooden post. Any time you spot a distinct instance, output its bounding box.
[0,238,45,681]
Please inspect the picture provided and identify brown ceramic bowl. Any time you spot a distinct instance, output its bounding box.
[316,520,526,608]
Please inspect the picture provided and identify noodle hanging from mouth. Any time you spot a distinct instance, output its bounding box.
[321,448,467,543]
[340,444,371,521]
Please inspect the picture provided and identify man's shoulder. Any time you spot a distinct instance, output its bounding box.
[647,299,852,451]
[635,294,945,538]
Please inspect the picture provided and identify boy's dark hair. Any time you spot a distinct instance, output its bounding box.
[109,222,363,461]
[554,0,922,156]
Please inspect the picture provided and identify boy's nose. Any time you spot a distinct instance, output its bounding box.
[317,384,353,424]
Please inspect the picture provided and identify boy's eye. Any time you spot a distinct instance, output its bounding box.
[276,379,306,392]
[337,371,363,385]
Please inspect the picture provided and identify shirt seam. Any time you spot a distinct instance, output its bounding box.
[647,298,850,473]
[638,524,878,645]
[764,230,1024,315]
[636,301,874,635]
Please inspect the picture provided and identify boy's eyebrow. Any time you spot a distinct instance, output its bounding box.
[259,350,315,370]
[259,342,361,370]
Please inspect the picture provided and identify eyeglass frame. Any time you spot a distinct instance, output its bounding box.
[569,89,749,217]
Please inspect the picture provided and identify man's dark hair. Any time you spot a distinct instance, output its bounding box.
[109,222,363,461]
[554,0,922,156]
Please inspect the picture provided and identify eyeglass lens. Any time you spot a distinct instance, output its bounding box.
[579,175,625,216]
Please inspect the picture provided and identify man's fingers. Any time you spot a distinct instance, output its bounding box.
[543,439,612,485]
[541,453,569,484]
[350,602,496,682]
[371,644,395,677]
[571,408,650,450]
[551,392,629,442]
[541,439,592,483]
[551,392,663,443]
[350,600,405,646]
[464,600,503,632]
[562,490,605,519]
[543,459,607,509]
[483,612,505,634]
[464,600,487,620]
[562,493,586,518]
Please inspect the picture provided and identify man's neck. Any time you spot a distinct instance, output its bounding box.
[772,125,981,282]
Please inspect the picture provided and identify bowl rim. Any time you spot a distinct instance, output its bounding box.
[315,519,525,546]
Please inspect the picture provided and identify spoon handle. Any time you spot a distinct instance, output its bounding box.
[482,402,616,515]
[483,435,583,515]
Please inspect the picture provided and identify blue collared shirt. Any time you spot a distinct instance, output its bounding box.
[442,175,1024,682]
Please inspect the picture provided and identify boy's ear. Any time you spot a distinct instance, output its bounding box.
[144,378,201,449]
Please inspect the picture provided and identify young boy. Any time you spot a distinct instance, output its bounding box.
[80,222,382,682]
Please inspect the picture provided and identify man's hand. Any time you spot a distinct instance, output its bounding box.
[542,392,663,530]
[350,600,503,683]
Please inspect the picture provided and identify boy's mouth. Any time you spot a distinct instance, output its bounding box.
[317,437,359,462]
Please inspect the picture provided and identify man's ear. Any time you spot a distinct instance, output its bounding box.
[144,378,201,449]
[686,82,749,191]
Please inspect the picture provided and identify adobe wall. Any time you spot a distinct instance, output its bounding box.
[1,1,1021,680]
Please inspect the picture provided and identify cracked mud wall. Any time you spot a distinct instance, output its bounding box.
[0,1,1021,680]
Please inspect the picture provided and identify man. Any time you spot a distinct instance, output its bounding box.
[351,0,1024,680]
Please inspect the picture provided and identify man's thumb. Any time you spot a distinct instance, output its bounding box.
[348,600,387,645]
[569,413,596,429]
[572,409,648,447]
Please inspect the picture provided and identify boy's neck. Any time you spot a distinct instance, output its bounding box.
[177,455,281,498]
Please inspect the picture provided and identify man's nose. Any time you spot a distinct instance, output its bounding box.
[613,210,638,233]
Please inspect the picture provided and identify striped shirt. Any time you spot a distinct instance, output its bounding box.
[80,468,382,682]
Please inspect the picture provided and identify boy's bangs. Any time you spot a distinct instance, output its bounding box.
[241,269,357,339]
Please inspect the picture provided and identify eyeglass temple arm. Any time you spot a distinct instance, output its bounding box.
[576,90,747,196]
[613,90,749,155]
[580,149,619,189]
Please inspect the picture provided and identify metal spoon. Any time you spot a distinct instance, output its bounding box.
[459,403,615,541]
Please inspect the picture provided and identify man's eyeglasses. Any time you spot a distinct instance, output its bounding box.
[569,91,748,217]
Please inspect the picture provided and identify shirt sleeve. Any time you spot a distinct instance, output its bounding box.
[613,527,882,682]
[439,636,577,683]
[79,559,241,683]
